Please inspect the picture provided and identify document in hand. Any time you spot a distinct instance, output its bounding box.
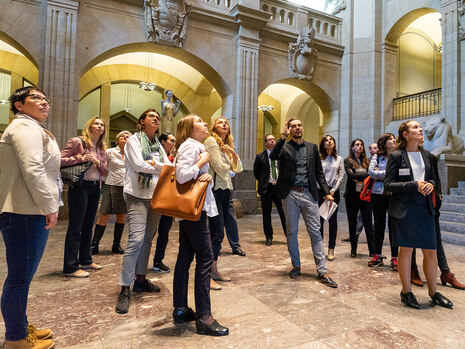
[318,200,338,221]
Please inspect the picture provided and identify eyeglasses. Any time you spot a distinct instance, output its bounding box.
[146,114,161,121]
[27,94,51,105]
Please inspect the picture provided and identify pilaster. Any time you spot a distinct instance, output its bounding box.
[40,0,79,147]
[100,83,111,146]
[9,72,23,123]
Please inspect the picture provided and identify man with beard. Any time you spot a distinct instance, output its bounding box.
[270,119,337,287]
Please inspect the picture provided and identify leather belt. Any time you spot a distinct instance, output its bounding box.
[291,186,306,192]
[84,180,99,185]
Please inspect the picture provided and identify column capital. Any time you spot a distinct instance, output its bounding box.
[46,0,79,11]
[230,4,270,31]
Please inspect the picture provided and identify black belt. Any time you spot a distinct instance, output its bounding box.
[291,186,306,192]
[84,180,99,185]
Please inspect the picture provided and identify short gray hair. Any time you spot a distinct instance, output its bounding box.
[115,130,132,144]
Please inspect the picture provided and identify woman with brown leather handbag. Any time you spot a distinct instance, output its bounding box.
[172,114,229,336]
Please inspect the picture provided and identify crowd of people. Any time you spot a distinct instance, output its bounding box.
[0,86,464,348]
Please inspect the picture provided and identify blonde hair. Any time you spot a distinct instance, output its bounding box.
[81,116,106,152]
[210,116,234,148]
[175,114,198,151]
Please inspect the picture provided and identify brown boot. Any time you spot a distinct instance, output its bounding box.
[4,334,54,349]
[441,271,465,290]
[27,324,53,340]
[411,267,424,287]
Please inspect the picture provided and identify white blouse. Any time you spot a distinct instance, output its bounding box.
[176,138,218,217]
[105,147,125,186]
[320,155,344,191]
[407,151,425,182]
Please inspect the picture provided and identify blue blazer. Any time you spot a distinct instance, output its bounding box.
[384,148,436,219]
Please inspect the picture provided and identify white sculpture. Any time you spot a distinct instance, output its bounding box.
[422,116,465,157]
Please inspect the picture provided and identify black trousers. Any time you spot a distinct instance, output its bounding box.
[63,181,100,273]
[318,189,340,249]
[260,183,286,239]
[153,215,173,263]
[173,212,213,316]
[345,192,375,255]
[370,194,398,257]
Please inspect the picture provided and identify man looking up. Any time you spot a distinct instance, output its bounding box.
[270,119,337,287]
[254,134,287,246]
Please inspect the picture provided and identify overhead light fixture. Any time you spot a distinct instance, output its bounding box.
[138,81,157,91]
[124,83,132,112]
[139,53,157,92]
[0,100,8,105]
[258,104,274,112]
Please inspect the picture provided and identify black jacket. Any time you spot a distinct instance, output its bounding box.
[253,150,274,196]
[343,157,369,198]
[384,148,436,219]
[269,138,330,200]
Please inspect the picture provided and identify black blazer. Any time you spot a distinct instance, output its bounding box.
[269,138,330,200]
[343,157,369,198]
[384,148,436,219]
[253,150,274,196]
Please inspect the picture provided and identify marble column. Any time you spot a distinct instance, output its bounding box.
[9,72,23,123]
[40,0,79,147]
[441,0,461,135]
[381,42,398,131]
[228,4,269,214]
[100,83,111,146]
[459,0,465,137]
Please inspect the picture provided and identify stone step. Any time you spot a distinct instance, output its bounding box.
[450,188,465,196]
[441,231,465,246]
[441,203,465,214]
[442,195,465,204]
[458,181,465,188]
[440,221,465,235]
[440,212,465,224]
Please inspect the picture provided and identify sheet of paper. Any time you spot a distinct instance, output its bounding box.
[319,200,338,221]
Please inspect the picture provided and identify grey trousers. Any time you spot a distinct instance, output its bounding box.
[119,194,161,286]
[282,189,327,275]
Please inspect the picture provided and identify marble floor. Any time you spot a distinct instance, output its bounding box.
[1,213,465,348]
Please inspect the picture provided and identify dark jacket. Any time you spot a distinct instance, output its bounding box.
[343,157,369,198]
[253,150,274,196]
[384,148,436,219]
[269,138,330,200]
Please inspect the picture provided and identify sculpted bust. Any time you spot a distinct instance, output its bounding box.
[422,116,465,157]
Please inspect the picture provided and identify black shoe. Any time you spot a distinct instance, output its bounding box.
[400,292,420,309]
[173,307,197,324]
[115,293,130,314]
[232,249,246,256]
[196,319,229,336]
[350,250,357,258]
[289,266,301,278]
[341,237,350,243]
[133,279,161,293]
[111,243,124,254]
[152,261,170,273]
[430,292,453,309]
[265,238,272,246]
[317,273,338,288]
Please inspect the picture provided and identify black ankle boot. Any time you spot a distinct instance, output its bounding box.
[91,224,106,255]
[112,223,125,254]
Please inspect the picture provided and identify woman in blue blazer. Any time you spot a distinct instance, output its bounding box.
[384,120,452,309]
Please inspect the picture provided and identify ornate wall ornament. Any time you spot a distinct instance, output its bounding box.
[459,0,465,40]
[144,0,191,47]
[288,26,318,81]
[325,0,347,16]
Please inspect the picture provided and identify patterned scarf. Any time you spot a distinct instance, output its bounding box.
[136,131,164,189]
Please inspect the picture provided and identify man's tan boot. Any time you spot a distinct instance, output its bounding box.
[4,333,54,349]
[27,324,53,340]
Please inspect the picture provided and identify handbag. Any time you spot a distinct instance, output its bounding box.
[151,164,209,221]
[359,176,374,202]
[60,138,92,187]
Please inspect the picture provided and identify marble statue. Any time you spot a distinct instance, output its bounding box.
[325,0,347,16]
[423,116,465,157]
[288,26,318,81]
[161,89,181,133]
[459,0,465,40]
[144,0,191,47]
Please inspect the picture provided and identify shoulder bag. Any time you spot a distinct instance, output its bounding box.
[60,138,92,187]
[360,176,374,202]
[151,164,209,221]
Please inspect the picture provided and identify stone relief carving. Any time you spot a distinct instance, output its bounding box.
[423,116,465,157]
[458,0,465,40]
[144,0,191,47]
[325,0,347,16]
[288,27,318,81]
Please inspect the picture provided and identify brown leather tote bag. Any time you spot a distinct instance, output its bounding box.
[151,164,208,221]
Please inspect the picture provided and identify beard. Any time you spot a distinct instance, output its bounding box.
[291,132,302,139]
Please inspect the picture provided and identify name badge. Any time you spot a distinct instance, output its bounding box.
[399,168,410,176]
[355,181,363,192]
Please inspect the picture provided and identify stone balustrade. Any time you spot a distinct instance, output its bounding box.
[198,0,236,11]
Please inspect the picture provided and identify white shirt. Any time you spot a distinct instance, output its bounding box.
[408,152,425,181]
[123,134,167,199]
[105,147,126,186]
[321,155,344,190]
[176,138,218,217]
[266,149,278,184]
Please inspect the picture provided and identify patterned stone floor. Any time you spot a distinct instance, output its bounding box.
[1,213,464,348]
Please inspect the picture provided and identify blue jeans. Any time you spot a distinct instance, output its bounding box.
[0,213,49,341]
[282,189,327,275]
[208,189,241,259]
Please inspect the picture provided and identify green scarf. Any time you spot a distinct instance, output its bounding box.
[136,131,164,189]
